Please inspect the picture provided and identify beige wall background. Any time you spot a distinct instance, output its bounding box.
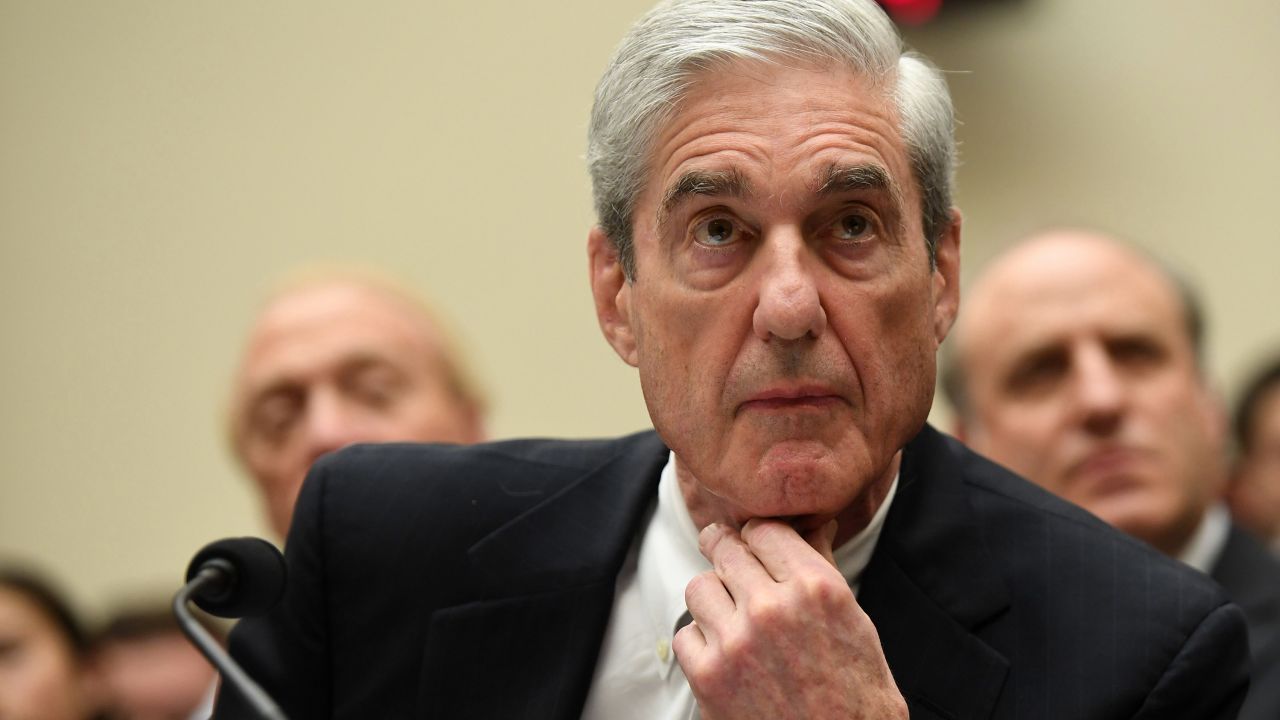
[2,0,1277,620]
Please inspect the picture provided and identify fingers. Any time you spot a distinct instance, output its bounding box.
[684,569,734,645]
[689,519,846,645]
[672,615,707,666]
[699,522,777,595]
[701,519,838,583]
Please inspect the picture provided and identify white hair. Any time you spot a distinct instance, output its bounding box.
[587,0,957,278]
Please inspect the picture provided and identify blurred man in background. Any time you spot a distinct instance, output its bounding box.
[140,271,486,718]
[1228,357,1280,554]
[92,605,219,720]
[945,228,1280,720]
[228,270,487,538]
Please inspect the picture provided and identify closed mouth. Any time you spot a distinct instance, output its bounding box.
[738,384,845,413]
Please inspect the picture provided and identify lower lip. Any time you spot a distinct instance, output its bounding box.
[740,396,843,412]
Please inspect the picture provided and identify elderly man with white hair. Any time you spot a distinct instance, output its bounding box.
[216,2,1249,718]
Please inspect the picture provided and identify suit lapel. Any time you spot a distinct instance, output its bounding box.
[861,425,1011,720]
[418,426,1012,718]
[419,432,668,720]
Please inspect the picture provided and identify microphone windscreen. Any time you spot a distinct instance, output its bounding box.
[185,537,286,618]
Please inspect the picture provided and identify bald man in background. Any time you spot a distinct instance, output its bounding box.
[229,272,487,538]
[944,229,1280,720]
[158,273,485,718]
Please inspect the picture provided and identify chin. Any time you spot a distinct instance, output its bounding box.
[745,454,860,517]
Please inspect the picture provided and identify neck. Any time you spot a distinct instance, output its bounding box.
[833,454,899,546]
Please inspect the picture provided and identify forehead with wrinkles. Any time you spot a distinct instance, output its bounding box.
[960,233,1187,362]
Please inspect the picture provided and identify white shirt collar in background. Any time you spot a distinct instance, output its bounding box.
[1178,502,1231,574]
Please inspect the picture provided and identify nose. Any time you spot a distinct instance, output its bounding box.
[752,230,826,341]
[1072,344,1126,436]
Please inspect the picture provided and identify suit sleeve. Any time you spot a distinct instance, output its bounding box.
[1132,601,1251,720]
[213,457,335,719]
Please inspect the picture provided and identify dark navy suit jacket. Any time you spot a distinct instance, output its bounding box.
[216,425,1250,718]
[1213,524,1280,720]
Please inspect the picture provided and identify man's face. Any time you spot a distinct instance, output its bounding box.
[1231,383,1280,540]
[233,283,482,537]
[591,62,959,534]
[96,634,213,719]
[956,235,1222,555]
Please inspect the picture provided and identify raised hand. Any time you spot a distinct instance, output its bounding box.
[673,519,907,720]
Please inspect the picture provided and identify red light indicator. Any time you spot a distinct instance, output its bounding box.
[881,0,943,25]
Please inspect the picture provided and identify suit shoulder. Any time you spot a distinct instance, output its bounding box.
[294,430,664,540]
[311,429,662,491]
[928,429,1230,607]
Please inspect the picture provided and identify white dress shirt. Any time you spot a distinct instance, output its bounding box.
[1178,502,1231,574]
[581,452,898,720]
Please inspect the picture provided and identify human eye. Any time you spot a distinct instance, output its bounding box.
[0,635,27,665]
[1005,348,1068,396]
[691,215,745,248]
[347,363,406,410]
[834,212,871,243]
[823,208,878,247]
[1108,336,1166,370]
[249,391,302,445]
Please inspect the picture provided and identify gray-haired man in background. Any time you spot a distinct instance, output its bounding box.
[217,3,1248,718]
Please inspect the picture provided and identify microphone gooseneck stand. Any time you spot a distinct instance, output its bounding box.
[174,557,288,720]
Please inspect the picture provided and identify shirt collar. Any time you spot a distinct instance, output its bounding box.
[1178,502,1231,574]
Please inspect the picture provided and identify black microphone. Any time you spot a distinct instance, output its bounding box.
[184,537,286,618]
[174,537,288,720]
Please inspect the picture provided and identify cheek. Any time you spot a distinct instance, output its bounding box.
[250,446,299,482]
[248,452,305,512]
[970,405,1063,477]
[633,299,744,450]
[13,643,78,707]
[402,399,467,438]
[851,278,940,421]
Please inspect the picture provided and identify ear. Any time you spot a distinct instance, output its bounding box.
[588,226,639,367]
[930,208,962,345]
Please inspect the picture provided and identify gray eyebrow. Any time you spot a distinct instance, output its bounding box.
[659,168,752,220]
[817,163,895,197]
[654,163,905,238]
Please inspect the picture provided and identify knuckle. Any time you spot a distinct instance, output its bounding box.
[718,626,755,659]
[794,572,852,610]
[744,594,785,627]
[685,571,719,602]
[684,642,728,681]
[713,540,742,569]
